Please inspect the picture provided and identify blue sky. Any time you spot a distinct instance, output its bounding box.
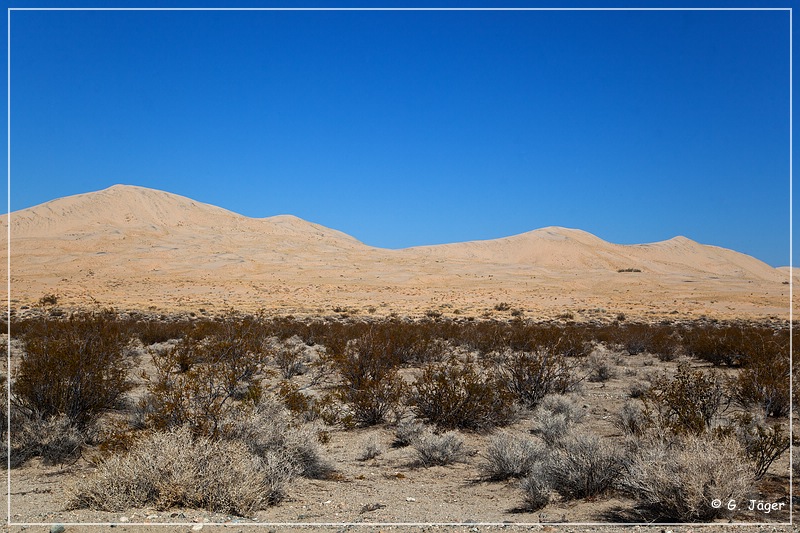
[6,2,795,267]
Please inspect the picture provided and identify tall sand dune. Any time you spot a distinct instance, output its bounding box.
[1,185,791,320]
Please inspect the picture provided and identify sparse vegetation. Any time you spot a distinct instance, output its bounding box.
[411,428,467,466]
[6,312,790,523]
[480,432,543,480]
[621,433,755,521]
[410,359,517,432]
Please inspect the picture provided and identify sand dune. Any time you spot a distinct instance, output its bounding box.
[1,184,791,320]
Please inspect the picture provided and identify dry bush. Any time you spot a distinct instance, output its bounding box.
[614,401,649,438]
[480,432,544,481]
[519,467,550,511]
[492,349,579,409]
[220,397,331,480]
[358,435,383,461]
[645,363,727,435]
[270,335,308,379]
[728,413,789,479]
[411,360,516,432]
[68,426,293,516]
[531,394,585,446]
[411,428,467,467]
[586,354,618,382]
[5,412,84,467]
[683,324,785,368]
[140,325,270,437]
[394,418,426,447]
[542,432,626,500]
[728,346,790,418]
[326,330,408,427]
[621,433,755,521]
[14,315,132,427]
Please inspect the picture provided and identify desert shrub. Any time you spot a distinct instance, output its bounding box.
[645,363,727,435]
[270,335,308,379]
[326,331,408,427]
[410,360,516,432]
[628,380,651,399]
[614,401,649,438]
[131,319,191,345]
[616,323,680,361]
[728,347,790,418]
[621,433,755,521]
[519,467,550,511]
[394,418,426,447]
[140,331,270,437]
[14,315,132,427]
[480,432,544,480]
[68,426,293,516]
[682,323,787,368]
[220,397,331,479]
[530,395,585,446]
[358,435,382,461]
[5,412,84,467]
[728,413,790,480]
[411,429,466,466]
[586,355,617,382]
[542,433,626,499]
[492,349,579,409]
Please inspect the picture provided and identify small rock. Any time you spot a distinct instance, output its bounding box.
[50,525,65,533]
[192,525,204,531]
[406,497,416,502]
[119,516,129,523]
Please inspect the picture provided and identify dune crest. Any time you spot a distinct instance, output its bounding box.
[2,185,790,319]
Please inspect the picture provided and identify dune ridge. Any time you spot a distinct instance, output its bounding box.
[2,184,791,320]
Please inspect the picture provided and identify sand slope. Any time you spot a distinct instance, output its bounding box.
[1,185,791,320]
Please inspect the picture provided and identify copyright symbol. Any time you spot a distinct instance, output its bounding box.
[711,499,722,509]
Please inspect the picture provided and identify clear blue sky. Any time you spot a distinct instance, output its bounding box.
[5,2,795,267]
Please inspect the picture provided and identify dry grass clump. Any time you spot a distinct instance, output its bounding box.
[410,360,517,432]
[5,413,84,467]
[411,428,467,467]
[220,398,332,479]
[68,426,293,516]
[519,467,550,511]
[479,432,544,480]
[542,432,626,500]
[614,401,649,437]
[530,394,585,446]
[621,433,755,521]
[393,418,426,447]
[358,435,383,461]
